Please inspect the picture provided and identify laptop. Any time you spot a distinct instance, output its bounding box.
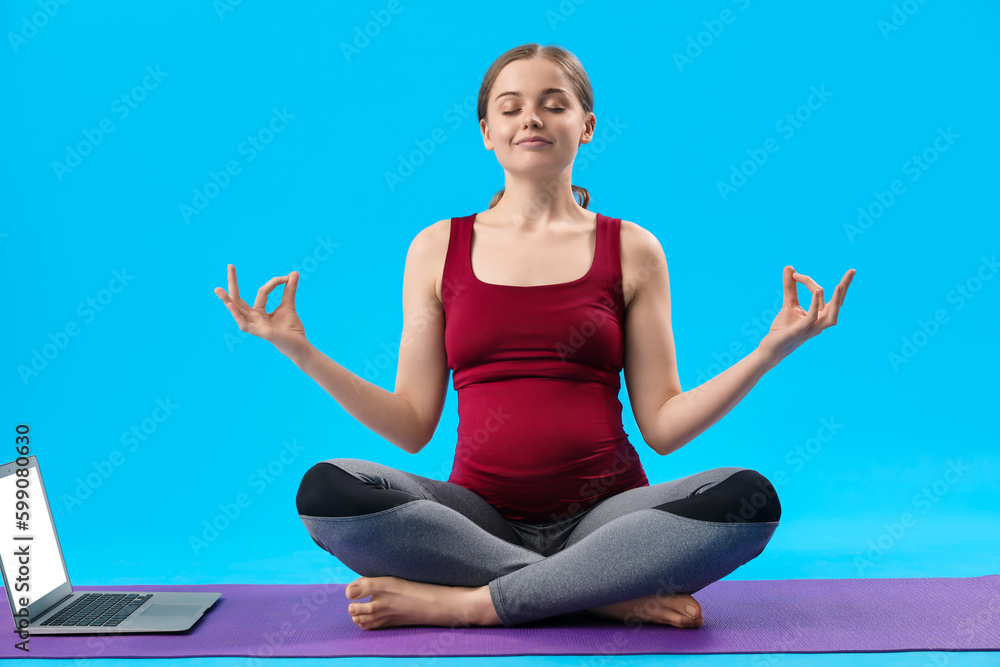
[0,456,220,634]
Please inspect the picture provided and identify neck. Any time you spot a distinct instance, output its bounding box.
[489,176,587,229]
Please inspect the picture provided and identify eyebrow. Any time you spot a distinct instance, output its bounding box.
[494,87,570,103]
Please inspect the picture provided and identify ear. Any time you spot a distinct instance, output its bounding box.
[481,118,494,151]
[580,113,595,145]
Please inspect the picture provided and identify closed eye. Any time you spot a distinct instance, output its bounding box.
[502,108,565,116]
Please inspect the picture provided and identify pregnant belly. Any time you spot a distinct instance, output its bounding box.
[453,378,632,478]
[448,378,648,522]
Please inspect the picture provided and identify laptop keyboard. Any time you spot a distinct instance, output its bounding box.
[40,593,154,627]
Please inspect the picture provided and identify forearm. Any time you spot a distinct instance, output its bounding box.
[652,346,779,456]
[288,344,425,455]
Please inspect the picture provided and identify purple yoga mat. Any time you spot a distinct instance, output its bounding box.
[2,576,997,658]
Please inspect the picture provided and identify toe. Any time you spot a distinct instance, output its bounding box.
[668,609,699,628]
[662,596,702,626]
[669,594,700,619]
[349,602,371,615]
[354,613,386,630]
[346,577,370,599]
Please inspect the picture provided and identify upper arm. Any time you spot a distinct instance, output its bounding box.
[622,221,682,455]
[393,220,451,453]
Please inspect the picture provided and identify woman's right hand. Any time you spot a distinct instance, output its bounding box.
[214,264,311,361]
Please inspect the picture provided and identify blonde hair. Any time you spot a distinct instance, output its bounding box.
[477,43,593,210]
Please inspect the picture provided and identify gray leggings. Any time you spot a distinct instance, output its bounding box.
[296,458,781,627]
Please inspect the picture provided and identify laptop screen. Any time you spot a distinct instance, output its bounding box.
[0,459,69,606]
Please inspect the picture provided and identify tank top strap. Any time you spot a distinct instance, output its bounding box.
[597,213,626,315]
[444,214,475,293]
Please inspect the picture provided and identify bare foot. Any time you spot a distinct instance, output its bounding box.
[344,576,501,630]
[588,592,704,628]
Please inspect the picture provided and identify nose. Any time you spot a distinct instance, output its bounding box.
[521,106,543,127]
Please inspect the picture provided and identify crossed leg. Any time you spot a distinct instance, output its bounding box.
[489,467,782,626]
[296,458,781,629]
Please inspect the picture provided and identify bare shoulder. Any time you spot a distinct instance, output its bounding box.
[618,219,666,309]
[619,219,661,253]
[406,218,452,305]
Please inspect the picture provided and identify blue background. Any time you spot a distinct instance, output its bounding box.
[2,0,997,665]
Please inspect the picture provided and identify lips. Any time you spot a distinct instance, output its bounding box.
[517,137,551,144]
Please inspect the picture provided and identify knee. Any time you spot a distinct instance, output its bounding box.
[653,468,781,524]
[295,460,416,518]
[724,469,781,523]
[296,461,370,516]
[296,462,346,516]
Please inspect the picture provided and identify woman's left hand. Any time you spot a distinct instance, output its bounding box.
[757,266,856,366]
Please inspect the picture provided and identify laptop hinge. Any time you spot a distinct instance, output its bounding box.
[34,592,75,622]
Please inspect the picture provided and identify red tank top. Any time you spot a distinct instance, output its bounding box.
[443,212,650,523]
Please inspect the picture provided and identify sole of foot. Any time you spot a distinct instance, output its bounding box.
[588,592,703,628]
[344,575,495,630]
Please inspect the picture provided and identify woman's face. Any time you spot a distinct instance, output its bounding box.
[481,57,594,176]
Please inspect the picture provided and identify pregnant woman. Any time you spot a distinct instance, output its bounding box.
[215,42,854,631]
